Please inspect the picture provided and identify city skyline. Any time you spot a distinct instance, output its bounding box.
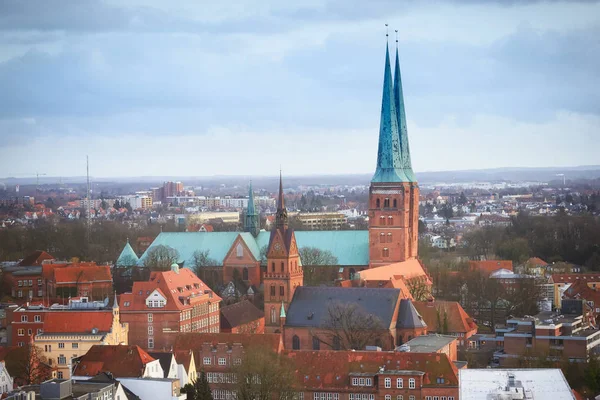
[0,0,598,178]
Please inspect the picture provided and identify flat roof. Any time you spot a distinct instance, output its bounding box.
[459,369,575,400]
[402,334,457,353]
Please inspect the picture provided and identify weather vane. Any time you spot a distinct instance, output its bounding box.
[395,29,398,44]
[385,23,389,38]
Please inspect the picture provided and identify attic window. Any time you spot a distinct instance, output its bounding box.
[124,302,130,307]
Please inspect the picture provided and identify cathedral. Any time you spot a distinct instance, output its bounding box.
[118,40,429,332]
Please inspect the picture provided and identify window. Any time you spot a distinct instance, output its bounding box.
[312,336,320,350]
[203,357,211,365]
[397,378,403,388]
[380,216,386,226]
[37,278,42,286]
[21,315,28,322]
[18,342,24,347]
[410,397,415,400]
[364,378,372,386]
[281,262,284,272]
[72,343,78,349]
[387,233,392,243]
[18,280,23,287]
[271,262,275,272]
[219,357,227,366]
[270,285,276,296]
[58,343,65,349]
[57,371,63,379]
[384,198,390,208]
[37,290,42,297]
[385,396,391,400]
[397,396,403,400]
[270,307,277,324]
[234,358,242,366]
[393,199,397,208]
[280,286,285,296]
[385,377,391,388]
[436,377,445,384]
[28,329,32,335]
[293,335,300,350]
[17,290,22,298]
[383,248,389,257]
[376,199,380,208]
[58,355,66,365]
[148,313,153,322]
[148,338,154,349]
[409,378,415,389]
[379,233,385,243]
[388,216,394,224]
[333,336,341,350]
[352,378,359,386]
[28,280,33,286]
[236,243,243,257]
[148,326,153,335]
[17,329,24,336]
[359,378,365,386]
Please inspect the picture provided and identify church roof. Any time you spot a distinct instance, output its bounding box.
[247,182,257,216]
[285,286,401,329]
[396,299,427,329]
[116,241,139,267]
[138,230,370,267]
[394,45,416,182]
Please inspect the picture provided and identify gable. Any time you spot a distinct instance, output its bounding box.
[145,289,167,308]
[223,234,259,264]
[267,230,289,258]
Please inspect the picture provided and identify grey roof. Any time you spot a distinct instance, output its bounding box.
[3,265,42,276]
[403,334,457,353]
[396,299,427,329]
[285,286,401,328]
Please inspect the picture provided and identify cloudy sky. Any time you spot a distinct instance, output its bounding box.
[0,0,598,178]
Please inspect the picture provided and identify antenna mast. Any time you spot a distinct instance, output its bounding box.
[86,156,91,244]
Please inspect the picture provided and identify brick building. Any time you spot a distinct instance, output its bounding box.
[219,300,264,334]
[119,265,221,351]
[45,263,113,300]
[413,301,478,347]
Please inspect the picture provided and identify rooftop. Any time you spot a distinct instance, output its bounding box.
[73,345,156,378]
[402,335,457,353]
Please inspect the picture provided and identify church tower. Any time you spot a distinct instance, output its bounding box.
[244,181,260,237]
[369,39,419,268]
[263,172,302,333]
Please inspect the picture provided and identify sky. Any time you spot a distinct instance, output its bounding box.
[0,0,598,179]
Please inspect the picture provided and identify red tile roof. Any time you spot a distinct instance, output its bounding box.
[358,259,431,282]
[284,350,458,390]
[73,345,155,378]
[468,260,513,276]
[220,300,264,330]
[413,300,477,335]
[42,311,114,334]
[19,250,54,266]
[173,333,282,355]
[552,274,600,284]
[525,257,548,267]
[52,265,112,284]
[174,350,195,374]
[563,280,600,305]
[120,268,221,312]
[41,262,106,281]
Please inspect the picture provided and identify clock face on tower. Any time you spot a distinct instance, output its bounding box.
[274,243,281,251]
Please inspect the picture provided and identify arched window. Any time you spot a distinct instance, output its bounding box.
[383,248,389,257]
[312,336,320,350]
[376,198,380,208]
[388,216,394,225]
[279,286,284,296]
[393,199,397,208]
[280,262,284,272]
[270,285,275,296]
[236,243,243,258]
[380,216,386,226]
[387,233,393,243]
[242,267,248,281]
[271,262,275,272]
[292,335,300,350]
[384,198,390,208]
[270,307,276,324]
[379,233,385,243]
[333,336,341,350]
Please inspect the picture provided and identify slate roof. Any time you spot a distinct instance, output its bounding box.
[285,286,401,329]
[220,300,264,330]
[116,241,139,267]
[138,230,370,267]
[148,352,175,378]
[396,299,427,329]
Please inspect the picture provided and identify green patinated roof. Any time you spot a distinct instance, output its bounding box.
[116,241,139,267]
[137,230,369,267]
[394,46,416,183]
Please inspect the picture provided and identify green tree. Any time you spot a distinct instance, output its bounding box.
[182,371,213,400]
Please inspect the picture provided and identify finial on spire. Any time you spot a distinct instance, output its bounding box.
[395,29,398,45]
[385,23,389,39]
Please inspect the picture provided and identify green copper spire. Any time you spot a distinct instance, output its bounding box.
[394,44,416,182]
[244,181,260,237]
[372,43,409,183]
[116,239,139,267]
[280,301,286,318]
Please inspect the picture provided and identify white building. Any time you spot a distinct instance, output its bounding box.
[459,369,575,400]
[0,360,14,394]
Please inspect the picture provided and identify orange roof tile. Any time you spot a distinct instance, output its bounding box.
[42,311,113,334]
[552,274,600,283]
[468,260,513,276]
[120,268,221,312]
[52,265,112,284]
[413,300,477,335]
[173,332,282,355]
[284,350,458,390]
[358,259,430,282]
[525,257,548,267]
[73,345,155,378]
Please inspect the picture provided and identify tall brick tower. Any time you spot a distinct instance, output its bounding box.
[369,40,419,268]
[264,172,302,333]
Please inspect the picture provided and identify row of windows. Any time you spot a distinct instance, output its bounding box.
[384,377,416,389]
[351,377,372,386]
[379,233,394,243]
[349,395,374,400]
[425,397,454,400]
[207,372,237,384]
[17,328,43,336]
[203,356,241,366]
[270,285,285,297]
[15,290,43,298]
[147,299,166,308]
[18,279,42,287]
[376,198,398,209]
[384,396,418,400]
[212,390,236,400]
[313,394,339,400]
[270,261,300,273]
[379,216,395,225]
[20,315,43,323]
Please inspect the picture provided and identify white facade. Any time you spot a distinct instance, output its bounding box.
[118,378,186,400]
[142,360,164,378]
[0,361,14,394]
[459,369,575,400]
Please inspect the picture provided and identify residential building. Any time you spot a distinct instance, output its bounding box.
[493,299,600,365]
[72,345,163,379]
[285,350,459,400]
[413,301,478,347]
[459,369,575,400]
[0,360,14,394]
[174,350,197,388]
[468,260,513,276]
[283,287,426,350]
[3,265,44,301]
[295,212,348,230]
[219,300,264,334]
[148,352,179,380]
[6,378,118,400]
[163,181,184,199]
[34,296,128,379]
[119,265,221,351]
[18,250,55,266]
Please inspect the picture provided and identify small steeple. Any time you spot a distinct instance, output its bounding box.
[275,170,288,230]
[244,181,260,237]
[394,36,416,182]
[116,240,139,267]
[280,301,286,318]
[113,291,119,310]
[372,40,408,183]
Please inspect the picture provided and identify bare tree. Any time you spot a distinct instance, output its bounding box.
[231,345,296,400]
[192,250,219,289]
[407,278,431,301]
[299,247,339,286]
[5,343,51,385]
[313,301,386,350]
[143,245,180,271]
